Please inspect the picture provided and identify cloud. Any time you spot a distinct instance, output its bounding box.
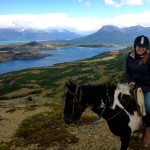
[85,1,91,7]
[0,12,150,35]
[110,11,150,27]
[77,0,91,7]
[0,13,101,34]
[104,0,144,7]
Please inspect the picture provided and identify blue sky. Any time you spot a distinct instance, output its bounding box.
[0,0,150,34]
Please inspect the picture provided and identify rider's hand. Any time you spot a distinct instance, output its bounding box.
[129,82,136,89]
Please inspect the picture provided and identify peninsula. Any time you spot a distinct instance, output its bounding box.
[0,41,57,63]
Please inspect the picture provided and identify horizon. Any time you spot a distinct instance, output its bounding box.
[1,0,150,35]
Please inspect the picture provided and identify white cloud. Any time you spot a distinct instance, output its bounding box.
[77,0,91,7]
[85,1,91,7]
[110,11,150,27]
[78,0,82,3]
[0,12,150,34]
[104,0,144,7]
[0,13,101,34]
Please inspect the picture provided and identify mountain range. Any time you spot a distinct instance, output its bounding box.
[0,28,81,42]
[71,25,150,45]
[0,25,150,45]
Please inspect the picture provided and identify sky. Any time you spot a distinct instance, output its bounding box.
[1,0,150,34]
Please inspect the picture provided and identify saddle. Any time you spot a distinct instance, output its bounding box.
[131,87,146,116]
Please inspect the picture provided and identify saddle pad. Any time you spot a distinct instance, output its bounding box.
[136,87,146,116]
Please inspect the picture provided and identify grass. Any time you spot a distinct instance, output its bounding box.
[0,47,131,100]
[0,115,3,121]
[0,103,79,150]
[0,96,97,150]
[24,104,38,111]
[0,142,9,150]
[80,115,97,124]
[5,108,17,113]
[0,46,138,150]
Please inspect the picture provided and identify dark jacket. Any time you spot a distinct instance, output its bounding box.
[126,51,150,93]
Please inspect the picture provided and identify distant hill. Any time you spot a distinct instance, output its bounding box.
[70,25,150,45]
[0,28,81,42]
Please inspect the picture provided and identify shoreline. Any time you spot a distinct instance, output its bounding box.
[0,42,126,75]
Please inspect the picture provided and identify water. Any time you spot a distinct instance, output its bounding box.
[0,46,125,75]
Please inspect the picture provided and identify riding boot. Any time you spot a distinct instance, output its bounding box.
[142,113,150,143]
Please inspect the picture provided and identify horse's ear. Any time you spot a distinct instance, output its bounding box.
[65,81,71,89]
[65,80,76,93]
[68,79,74,86]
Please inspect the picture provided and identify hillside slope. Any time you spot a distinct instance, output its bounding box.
[0,46,142,150]
[0,46,132,101]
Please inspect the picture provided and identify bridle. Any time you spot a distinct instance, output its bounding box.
[67,84,135,124]
[68,85,83,114]
[96,89,110,121]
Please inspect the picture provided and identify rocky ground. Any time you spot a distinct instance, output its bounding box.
[1,96,146,150]
[0,97,118,150]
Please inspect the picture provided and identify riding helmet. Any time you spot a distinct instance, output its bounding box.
[134,35,149,49]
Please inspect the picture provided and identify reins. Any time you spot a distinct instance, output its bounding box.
[106,96,133,122]
[68,84,139,126]
[95,89,135,124]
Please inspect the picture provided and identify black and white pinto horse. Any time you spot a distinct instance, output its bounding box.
[63,80,143,150]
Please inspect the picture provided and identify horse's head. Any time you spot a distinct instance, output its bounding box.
[63,80,118,124]
[63,80,84,124]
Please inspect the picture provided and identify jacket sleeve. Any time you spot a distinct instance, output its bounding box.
[125,55,134,83]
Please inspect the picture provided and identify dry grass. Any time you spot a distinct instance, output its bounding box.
[4,88,36,98]
[0,97,144,150]
[0,97,118,150]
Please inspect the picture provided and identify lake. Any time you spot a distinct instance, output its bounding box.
[0,46,125,75]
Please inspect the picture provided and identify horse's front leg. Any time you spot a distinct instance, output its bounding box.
[120,134,131,150]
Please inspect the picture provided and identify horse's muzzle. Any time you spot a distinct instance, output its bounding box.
[64,114,74,124]
[64,114,81,124]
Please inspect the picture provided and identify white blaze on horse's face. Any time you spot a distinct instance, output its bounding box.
[112,84,142,133]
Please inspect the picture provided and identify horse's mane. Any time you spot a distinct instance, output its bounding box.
[80,83,129,90]
[80,83,117,91]
[115,83,131,95]
[66,80,129,95]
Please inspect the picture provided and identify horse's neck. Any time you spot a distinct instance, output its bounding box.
[82,85,116,116]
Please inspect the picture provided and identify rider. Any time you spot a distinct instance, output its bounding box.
[126,35,150,146]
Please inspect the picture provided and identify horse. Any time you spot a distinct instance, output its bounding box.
[63,80,143,150]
